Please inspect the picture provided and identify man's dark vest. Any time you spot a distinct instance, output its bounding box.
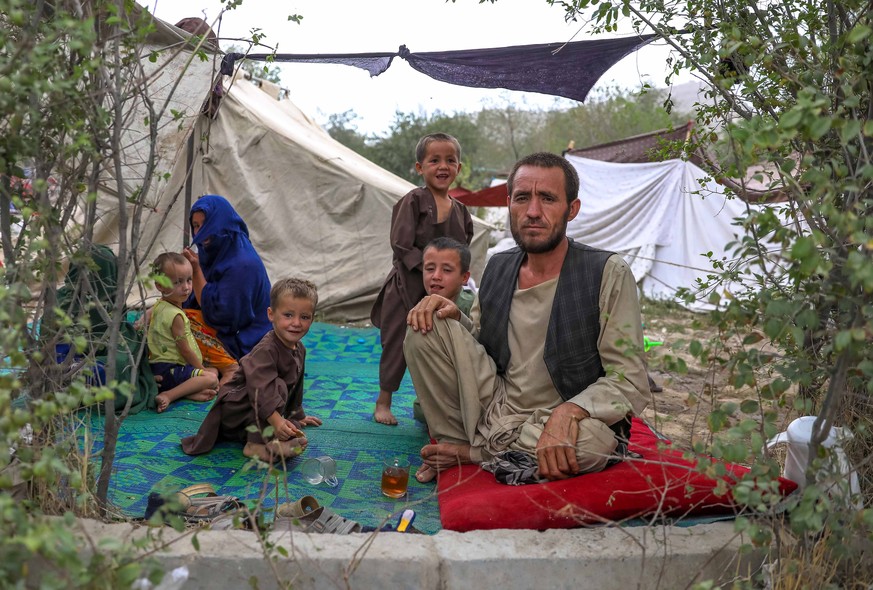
[478,239,631,440]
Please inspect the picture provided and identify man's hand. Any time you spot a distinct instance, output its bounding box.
[299,415,322,427]
[536,402,589,480]
[407,294,460,334]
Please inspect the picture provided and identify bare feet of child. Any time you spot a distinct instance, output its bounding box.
[155,393,171,413]
[243,437,308,462]
[187,389,217,403]
[155,389,216,413]
[273,437,307,458]
[373,389,397,425]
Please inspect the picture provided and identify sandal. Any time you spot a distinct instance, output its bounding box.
[275,495,319,519]
[273,497,361,534]
[174,484,242,523]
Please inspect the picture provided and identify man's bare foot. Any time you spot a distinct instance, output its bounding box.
[417,443,474,481]
[155,393,170,413]
[415,464,438,483]
[186,390,217,403]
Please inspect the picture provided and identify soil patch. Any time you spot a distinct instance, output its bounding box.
[640,299,795,452]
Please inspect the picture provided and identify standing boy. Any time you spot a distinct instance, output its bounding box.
[370,133,474,425]
[182,278,322,462]
[148,252,220,413]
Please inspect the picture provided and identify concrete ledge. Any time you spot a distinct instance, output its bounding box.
[79,520,763,589]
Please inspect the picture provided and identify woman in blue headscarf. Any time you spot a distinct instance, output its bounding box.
[182,195,272,366]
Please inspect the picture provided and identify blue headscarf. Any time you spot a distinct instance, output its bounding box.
[187,195,272,359]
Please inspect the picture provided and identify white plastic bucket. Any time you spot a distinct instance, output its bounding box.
[766,416,861,508]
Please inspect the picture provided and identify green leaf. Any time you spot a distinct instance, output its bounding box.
[790,236,815,260]
[841,119,861,144]
[779,107,803,129]
[808,116,832,140]
[847,24,872,43]
[740,399,759,414]
[708,409,729,433]
[742,332,763,345]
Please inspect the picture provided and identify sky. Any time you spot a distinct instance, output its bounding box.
[140,0,687,135]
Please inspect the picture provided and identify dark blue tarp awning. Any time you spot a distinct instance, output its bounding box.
[221,35,658,103]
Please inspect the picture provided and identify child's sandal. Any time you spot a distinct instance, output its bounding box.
[275,495,319,519]
[175,483,241,523]
[273,497,361,534]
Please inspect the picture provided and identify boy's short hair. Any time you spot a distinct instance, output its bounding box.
[415,133,462,163]
[507,152,580,204]
[270,277,318,309]
[424,237,471,274]
[152,252,188,276]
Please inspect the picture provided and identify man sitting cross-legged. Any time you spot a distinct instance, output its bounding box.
[404,152,651,483]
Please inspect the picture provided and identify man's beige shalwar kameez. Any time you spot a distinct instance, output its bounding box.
[404,255,650,471]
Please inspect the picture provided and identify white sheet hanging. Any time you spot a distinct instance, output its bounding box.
[488,157,786,311]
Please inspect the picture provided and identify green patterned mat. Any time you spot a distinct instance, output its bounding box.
[84,323,440,533]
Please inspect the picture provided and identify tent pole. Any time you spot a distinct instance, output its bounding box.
[183,129,194,247]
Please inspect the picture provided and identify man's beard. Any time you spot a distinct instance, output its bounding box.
[510,212,569,254]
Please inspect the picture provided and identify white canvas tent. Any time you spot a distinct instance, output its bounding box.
[91,12,492,321]
[490,156,783,311]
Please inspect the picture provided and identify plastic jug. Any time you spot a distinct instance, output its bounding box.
[766,416,861,507]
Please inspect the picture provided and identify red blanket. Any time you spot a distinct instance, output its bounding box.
[437,417,796,531]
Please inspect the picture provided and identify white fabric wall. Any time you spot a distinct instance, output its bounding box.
[489,157,783,311]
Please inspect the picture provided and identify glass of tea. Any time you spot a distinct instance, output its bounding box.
[381,457,410,498]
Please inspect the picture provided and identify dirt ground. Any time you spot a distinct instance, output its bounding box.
[639,299,795,452]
